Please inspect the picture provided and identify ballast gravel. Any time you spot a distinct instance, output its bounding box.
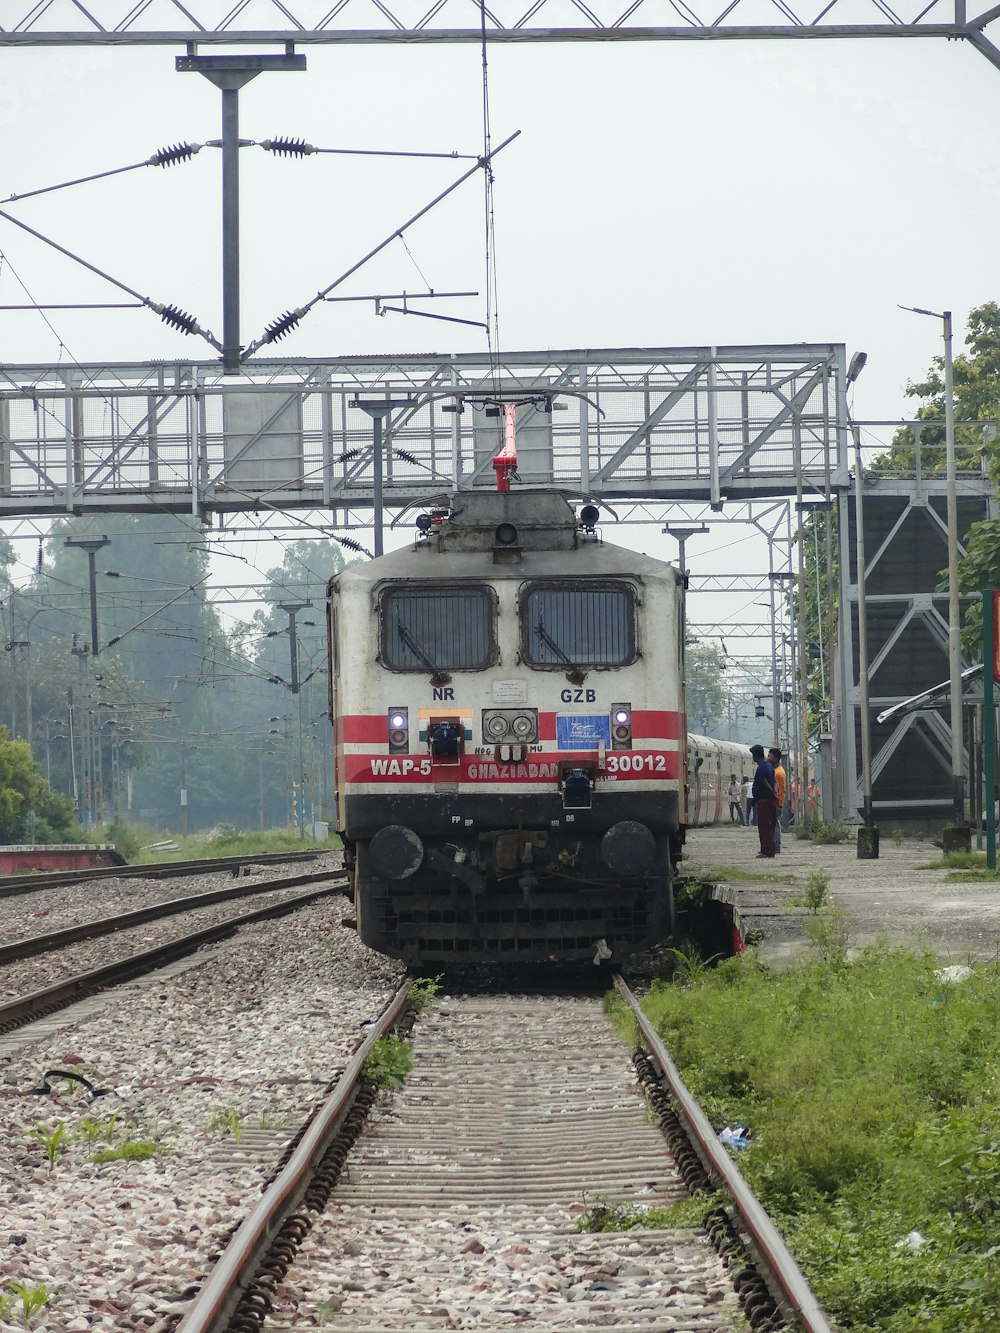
[0,854,334,944]
[0,895,404,1332]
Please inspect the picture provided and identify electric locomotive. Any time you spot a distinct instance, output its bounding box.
[328,487,688,963]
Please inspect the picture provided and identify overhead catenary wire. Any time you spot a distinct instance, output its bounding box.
[243,130,520,356]
[0,208,220,350]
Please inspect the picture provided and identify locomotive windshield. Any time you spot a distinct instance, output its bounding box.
[380,584,497,671]
[521,581,637,668]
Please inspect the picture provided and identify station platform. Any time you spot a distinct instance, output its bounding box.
[683,825,1000,966]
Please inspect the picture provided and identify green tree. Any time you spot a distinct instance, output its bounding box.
[686,643,726,732]
[0,732,78,842]
[874,301,1000,655]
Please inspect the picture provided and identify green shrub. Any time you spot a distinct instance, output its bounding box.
[638,947,1000,1330]
[363,1034,413,1088]
[407,975,443,1014]
[809,819,851,845]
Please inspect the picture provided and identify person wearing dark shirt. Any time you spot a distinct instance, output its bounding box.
[749,743,778,858]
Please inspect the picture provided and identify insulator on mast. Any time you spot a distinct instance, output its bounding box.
[261,138,316,157]
[151,303,202,336]
[149,142,202,168]
[262,309,303,343]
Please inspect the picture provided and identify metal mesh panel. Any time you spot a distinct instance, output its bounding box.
[523,582,635,667]
[381,585,495,670]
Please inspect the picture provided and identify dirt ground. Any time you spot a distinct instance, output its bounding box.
[683,823,1000,966]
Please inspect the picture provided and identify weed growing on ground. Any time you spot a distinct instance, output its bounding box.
[577,1193,725,1232]
[891,828,905,845]
[363,1034,413,1088]
[919,851,988,870]
[30,1121,67,1172]
[683,863,796,886]
[209,1108,243,1143]
[802,868,830,914]
[640,945,1000,1330]
[407,975,443,1014]
[75,1114,118,1146]
[665,946,723,985]
[89,1140,159,1164]
[804,903,849,964]
[6,1282,51,1326]
[809,819,851,845]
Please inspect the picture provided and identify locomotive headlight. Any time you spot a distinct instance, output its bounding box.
[486,714,509,739]
[511,713,534,739]
[611,703,632,750]
[388,708,409,754]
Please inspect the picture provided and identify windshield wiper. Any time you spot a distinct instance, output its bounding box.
[397,621,439,674]
[535,617,574,666]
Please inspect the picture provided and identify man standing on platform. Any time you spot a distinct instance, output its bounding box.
[768,747,786,854]
[749,744,778,858]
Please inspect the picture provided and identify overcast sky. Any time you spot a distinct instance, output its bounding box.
[1,31,997,684]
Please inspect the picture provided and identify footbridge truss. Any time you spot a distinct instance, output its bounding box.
[6,0,1000,75]
[0,344,848,521]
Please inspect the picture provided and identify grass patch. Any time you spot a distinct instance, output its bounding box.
[130,828,342,864]
[640,945,1000,1330]
[683,863,797,886]
[89,1139,160,1164]
[578,1192,725,1232]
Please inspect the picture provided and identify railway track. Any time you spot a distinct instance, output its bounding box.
[172,979,831,1333]
[0,850,321,900]
[0,869,349,1032]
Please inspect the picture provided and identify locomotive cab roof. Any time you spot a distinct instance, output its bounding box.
[329,489,683,588]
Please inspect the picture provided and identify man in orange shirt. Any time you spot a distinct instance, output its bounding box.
[768,747,787,854]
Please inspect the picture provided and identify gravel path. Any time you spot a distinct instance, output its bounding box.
[0,899,404,1332]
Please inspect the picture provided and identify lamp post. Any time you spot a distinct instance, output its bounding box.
[899,305,967,844]
[351,396,417,557]
[64,536,110,656]
[661,524,709,575]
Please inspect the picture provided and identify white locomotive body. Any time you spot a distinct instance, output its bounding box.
[329,489,690,962]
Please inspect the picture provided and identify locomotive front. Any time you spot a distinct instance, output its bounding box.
[329,489,685,962]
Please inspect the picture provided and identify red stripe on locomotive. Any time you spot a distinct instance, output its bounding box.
[342,750,681,784]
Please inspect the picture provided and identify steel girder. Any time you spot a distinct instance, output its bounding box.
[0,345,848,519]
[4,0,1000,77]
[835,476,996,821]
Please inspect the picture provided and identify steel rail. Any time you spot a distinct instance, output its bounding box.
[174,980,412,1333]
[0,869,345,965]
[613,974,834,1333]
[0,850,320,898]
[0,881,346,1031]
